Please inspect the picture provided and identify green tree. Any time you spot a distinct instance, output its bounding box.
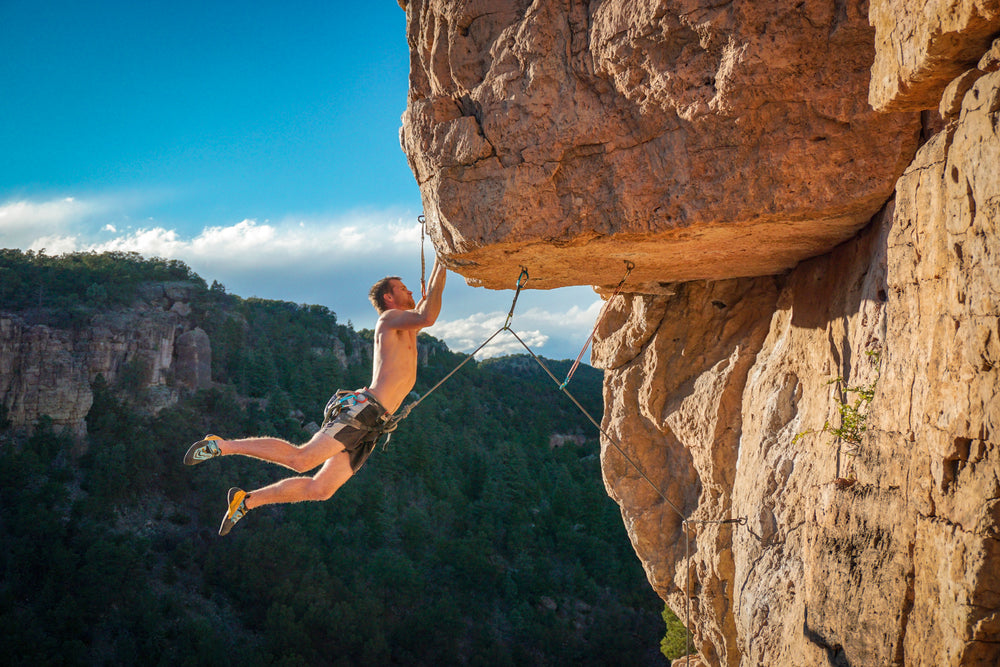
[662,604,689,660]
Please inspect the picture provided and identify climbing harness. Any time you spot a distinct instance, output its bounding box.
[322,389,365,424]
[560,260,634,390]
[322,389,394,440]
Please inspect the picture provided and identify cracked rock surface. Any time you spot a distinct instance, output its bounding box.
[400,0,1000,663]
[869,0,1000,111]
[400,0,919,291]
[593,72,1000,666]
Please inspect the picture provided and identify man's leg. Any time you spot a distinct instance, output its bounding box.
[244,449,354,509]
[217,431,343,473]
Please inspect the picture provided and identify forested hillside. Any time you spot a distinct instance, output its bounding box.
[0,250,666,665]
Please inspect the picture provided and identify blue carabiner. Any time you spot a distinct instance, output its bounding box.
[505,267,530,329]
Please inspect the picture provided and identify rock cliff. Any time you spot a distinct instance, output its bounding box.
[400,0,920,292]
[401,1,1000,664]
[0,283,211,437]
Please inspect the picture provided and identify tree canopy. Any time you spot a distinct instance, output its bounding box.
[0,251,667,665]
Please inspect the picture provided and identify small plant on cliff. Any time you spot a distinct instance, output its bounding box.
[793,348,882,485]
[661,604,689,660]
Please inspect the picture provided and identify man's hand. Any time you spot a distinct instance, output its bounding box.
[382,258,446,331]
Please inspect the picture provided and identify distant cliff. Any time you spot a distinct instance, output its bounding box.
[0,253,371,439]
[400,1,1000,664]
[0,283,209,437]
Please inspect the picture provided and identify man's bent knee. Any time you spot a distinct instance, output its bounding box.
[309,473,350,501]
[310,451,354,500]
[290,451,321,474]
[292,432,344,472]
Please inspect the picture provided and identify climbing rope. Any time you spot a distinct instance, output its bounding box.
[560,260,634,390]
[418,214,427,297]
[385,264,685,519]
[505,325,687,520]
[504,266,530,329]
[379,266,532,437]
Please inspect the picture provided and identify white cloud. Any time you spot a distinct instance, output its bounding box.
[0,195,608,360]
[0,192,159,250]
[0,197,98,247]
[427,311,549,358]
[73,213,423,274]
[426,295,605,359]
[516,301,606,332]
[72,211,431,327]
[93,227,185,256]
[27,234,81,255]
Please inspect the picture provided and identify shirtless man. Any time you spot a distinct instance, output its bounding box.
[184,259,447,535]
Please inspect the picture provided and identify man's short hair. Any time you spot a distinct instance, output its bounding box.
[369,276,401,314]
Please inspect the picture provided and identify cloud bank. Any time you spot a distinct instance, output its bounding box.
[426,300,604,358]
[0,197,97,251]
[0,194,606,360]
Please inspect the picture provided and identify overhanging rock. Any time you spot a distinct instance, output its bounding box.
[400,0,921,292]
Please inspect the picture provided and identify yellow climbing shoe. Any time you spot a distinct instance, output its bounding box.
[219,487,250,536]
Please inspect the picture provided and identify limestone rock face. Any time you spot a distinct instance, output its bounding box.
[401,0,920,292]
[175,327,212,391]
[869,0,1000,111]
[0,286,211,437]
[728,209,902,666]
[0,317,93,438]
[593,70,1000,665]
[593,278,778,666]
[880,70,1000,665]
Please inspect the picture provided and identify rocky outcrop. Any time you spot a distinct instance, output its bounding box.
[593,65,1000,659]
[401,0,1000,664]
[877,70,1000,664]
[757,69,998,665]
[400,0,920,292]
[0,316,95,438]
[175,328,212,391]
[594,279,778,666]
[869,0,1000,112]
[0,285,209,437]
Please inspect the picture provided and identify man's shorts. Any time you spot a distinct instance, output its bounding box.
[320,389,389,472]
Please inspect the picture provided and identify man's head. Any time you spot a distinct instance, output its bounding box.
[369,276,415,313]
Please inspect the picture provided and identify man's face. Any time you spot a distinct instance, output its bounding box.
[385,279,416,310]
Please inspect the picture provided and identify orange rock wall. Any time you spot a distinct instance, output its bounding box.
[401,1,1000,663]
[401,0,919,292]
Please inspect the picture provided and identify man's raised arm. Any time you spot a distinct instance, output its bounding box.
[382,259,447,330]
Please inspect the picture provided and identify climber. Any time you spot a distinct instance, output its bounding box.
[183,258,447,535]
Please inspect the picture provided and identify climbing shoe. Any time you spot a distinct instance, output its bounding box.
[184,435,223,465]
[219,487,250,536]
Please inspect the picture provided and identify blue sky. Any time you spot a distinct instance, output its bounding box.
[0,0,602,359]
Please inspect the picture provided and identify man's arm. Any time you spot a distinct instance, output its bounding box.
[381,259,446,331]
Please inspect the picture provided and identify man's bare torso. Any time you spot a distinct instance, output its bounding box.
[364,263,445,415]
[368,317,418,414]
